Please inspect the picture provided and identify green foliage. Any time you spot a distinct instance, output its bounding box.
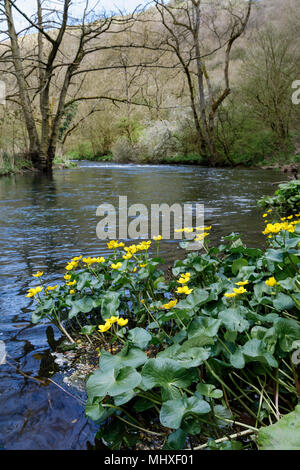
[258,180,300,216]
[163,153,204,165]
[53,154,77,168]
[28,218,300,449]
[258,405,300,450]
[0,152,33,176]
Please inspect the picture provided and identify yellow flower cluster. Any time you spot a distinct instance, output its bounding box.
[174,225,212,241]
[82,257,105,266]
[263,218,300,236]
[176,285,193,295]
[176,272,193,294]
[224,286,247,299]
[65,260,79,271]
[98,316,128,333]
[124,241,152,255]
[26,286,43,298]
[107,240,125,250]
[177,272,191,284]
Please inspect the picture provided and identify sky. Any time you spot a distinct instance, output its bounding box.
[4,0,150,33]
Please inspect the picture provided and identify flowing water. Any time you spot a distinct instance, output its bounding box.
[0,161,288,449]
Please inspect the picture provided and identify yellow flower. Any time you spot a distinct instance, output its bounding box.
[224,287,247,298]
[141,299,145,304]
[137,241,151,251]
[194,232,209,242]
[64,274,72,281]
[33,271,43,278]
[124,245,138,255]
[177,273,191,284]
[224,292,237,298]
[72,256,82,261]
[111,262,123,270]
[117,318,128,327]
[123,253,132,260]
[66,280,77,286]
[265,276,278,287]
[235,280,249,286]
[153,235,162,241]
[233,287,247,295]
[263,213,268,218]
[47,285,58,291]
[196,226,212,231]
[69,290,75,295]
[140,263,147,268]
[263,221,295,236]
[132,266,137,273]
[26,286,43,298]
[162,299,178,309]
[108,316,119,324]
[98,322,112,333]
[82,257,95,266]
[176,286,193,295]
[65,261,78,271]
[107,240,125,250]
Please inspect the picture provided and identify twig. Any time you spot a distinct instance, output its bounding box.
[192,429,255,450]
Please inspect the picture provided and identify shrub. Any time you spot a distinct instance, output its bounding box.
[111,137,139,163]
[258,180,300,216]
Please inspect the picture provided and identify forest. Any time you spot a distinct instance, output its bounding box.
[0,0,300,174]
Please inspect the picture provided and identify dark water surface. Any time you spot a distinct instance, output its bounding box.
[0,162,288,449]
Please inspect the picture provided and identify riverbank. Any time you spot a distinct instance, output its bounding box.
[67,149,300,172]
[1,147,299,177]
[0,155,77,177]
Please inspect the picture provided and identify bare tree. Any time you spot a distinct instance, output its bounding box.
[241,25,300,143]
[0,0,143,171]
[153,0,253,165]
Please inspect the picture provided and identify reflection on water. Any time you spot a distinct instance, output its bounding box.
[0,162,287,449]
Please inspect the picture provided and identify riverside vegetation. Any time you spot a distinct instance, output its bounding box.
[27,212,300,450]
